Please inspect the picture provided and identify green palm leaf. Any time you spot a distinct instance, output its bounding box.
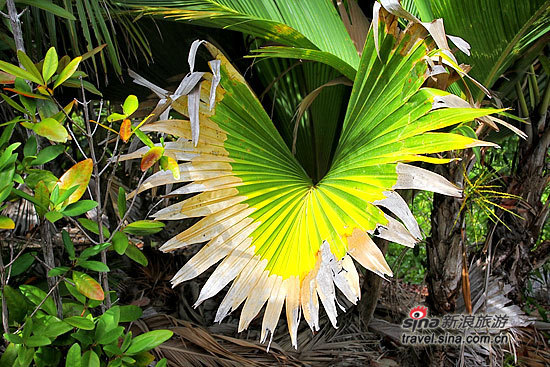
[122,8,501,348]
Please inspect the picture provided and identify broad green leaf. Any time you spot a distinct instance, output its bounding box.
[30,145,65,166]
[107,113,126,122]
[124,330,173,355]
[133,128,155,148]
[117,187,127,218]
[57,159,93,205]
[24,169,58,190]
[32,118,69,143]
[97,326,124,345]
[19,285,57,316]
[112,231,129,255]
[41,319,73,338]
[17,50,43,85]
[53,57,82,89]
[124,243,148,266]
[77,260,110,272]
[48,266,70,277]
[65,343,81,367]
[79,242,112,260]
[122,95,139,116]
[119,305,143,322]
[23,136,37,157]
[64,316,95,330]
[42,47,58,83]
[34,181,50,217]
[77,218,110,238]
[3,333,23,344]
[123,220,165,236]
[3,285,28,322]
[62,230,75,259]
[72,271,104,301]
[61,200,98,217]
[9,252,35,276]
[0,60,42,84]
[45,210,63,223]
[0,343,18,366]
[0,215,14,229]
[81,350,100,367]
[26,335,51,347]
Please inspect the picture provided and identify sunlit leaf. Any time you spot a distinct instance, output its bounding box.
[0,215,14,229]
[32,118,69,142]
[57,159,93,205]
[53,56,82,89]
[0,60,42,84]
[123,95,139,116]
[140,146,164,171]
[73,271,104,301]
[119,118,132,143]
[159,156,180,179]
[42,47,59,83]
[17,50,43,85]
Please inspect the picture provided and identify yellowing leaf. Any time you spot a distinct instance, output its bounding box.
[120,119,132,143]
[57,159,93,205]
[0,215,15,230]
[160,156,180,179]
[140,146,164,171]
[32,118,69,142]
[53,56,82,89]
[122,95,138,117]
[42,47,58,83]
[73,271,104,300]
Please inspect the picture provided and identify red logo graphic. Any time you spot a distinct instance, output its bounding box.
[409,306,428,319]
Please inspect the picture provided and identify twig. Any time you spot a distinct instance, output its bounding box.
[0,240,10,334]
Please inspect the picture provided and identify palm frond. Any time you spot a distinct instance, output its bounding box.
[119,0,360,70]
[121,8,502,347]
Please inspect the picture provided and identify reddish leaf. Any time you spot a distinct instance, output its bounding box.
[120,119,132,143]
[3,87,48,99]
[0,71,15,84]
[140,147,164,172]
[56,159,93,205]
[72,271,104,301]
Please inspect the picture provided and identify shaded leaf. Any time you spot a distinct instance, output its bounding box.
[124,243,148,266]
[123,220,165,236]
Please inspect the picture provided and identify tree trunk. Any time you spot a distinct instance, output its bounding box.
[425,161,465,314]
[490,111,550,302]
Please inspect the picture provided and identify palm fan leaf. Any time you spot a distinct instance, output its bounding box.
[121,8,502,348]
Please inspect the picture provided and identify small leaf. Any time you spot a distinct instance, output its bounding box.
[0,60,42,84]
[62,230,75,258]
[45,210,63,223]
[65,343,81,367]
[124,330,173,355]
[119,118,132,143]
[64,316,95,330]
[77,218,110,238]
[123,220,165,236]
[61,200,98,217]
[19,285,57,316]
[17,50,43,85]
[117,187,126,218]
[119,305,143,322]
[81,350,100,367]
[77,260,110,272]
[72,271,104,301]
[122,95,138,117]
[112,231,129,255]
[26,335,51,347]
[23,136,37,157]
[57,159,93,205]
[3,333,24,344]
[79,242,111,260]
[156,358,168,367]
[160,156,180,179]
[53,57,82,89]
[140,146,164,171]
[42,47,58,83]
[133,128,154,148]
[9,252,35,276]
[124,243,148,267]
[107,112,126,122]
[30,145,65,166]
[0,215,14,229]
[48,266,70,277]
[32,118,69,142]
